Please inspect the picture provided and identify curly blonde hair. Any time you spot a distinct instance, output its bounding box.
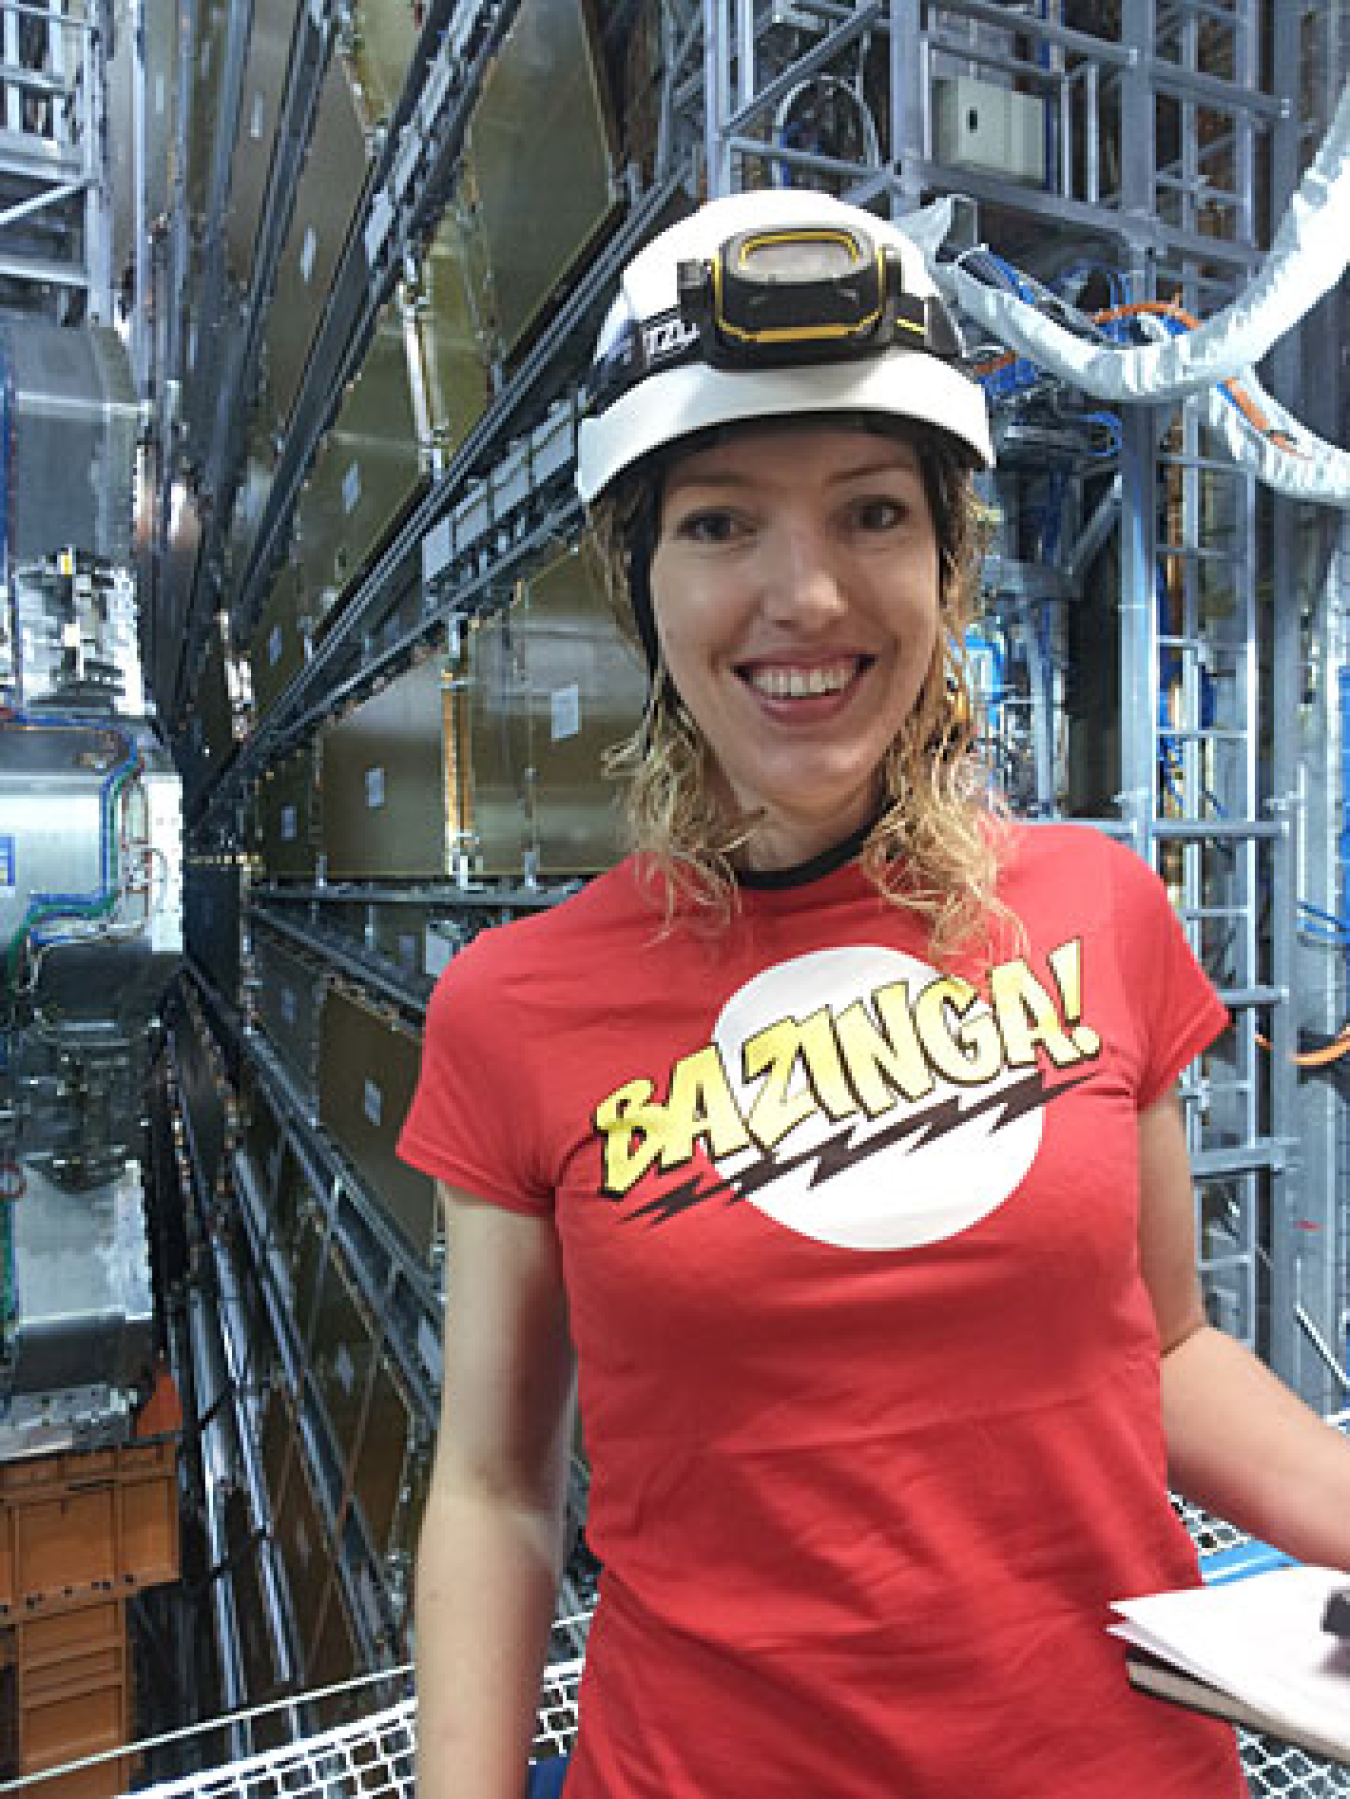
[590,418,1009,963]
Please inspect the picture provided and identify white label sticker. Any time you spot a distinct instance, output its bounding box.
[154,73,166,116]
[250,90,266,139]
[363,1077,383,1127]
[364,189,394,264]
[424,927,454,979]
[365,766,385,809]
[281,804,297,841]
[281,986,297,1025]
[268,623,283,666]
[342,460,362,515]
[300,225,317,284]
[551,683,581,742]
[422,517,452,583]
[333,1342,356,1396]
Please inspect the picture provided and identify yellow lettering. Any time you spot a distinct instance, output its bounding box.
[796,1008,861,1122]
[743,1019,815,1150]
[912,976,1003,1085]
[742,1008,856,1150]
[835,980,935,1115]
[592,1079,669,1196]
[661,1044,752,1170]
[989,956,1089,1069]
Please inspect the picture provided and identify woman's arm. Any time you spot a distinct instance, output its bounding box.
[415,1182,577,1799]
[1138,1086,1350,1569]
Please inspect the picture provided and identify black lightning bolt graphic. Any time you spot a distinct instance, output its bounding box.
[626,1068,1093,1228]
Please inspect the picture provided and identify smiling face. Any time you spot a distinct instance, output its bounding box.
[649,422,942,871]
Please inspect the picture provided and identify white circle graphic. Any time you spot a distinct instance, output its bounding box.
[710,947,1043,1251]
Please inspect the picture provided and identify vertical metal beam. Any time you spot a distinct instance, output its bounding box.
[888,0,924,215]
[1117,407,1158,862]
[703,0,732,196]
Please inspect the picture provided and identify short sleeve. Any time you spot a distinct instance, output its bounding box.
[1107,841,1230,1109]
[396,934,554,1215]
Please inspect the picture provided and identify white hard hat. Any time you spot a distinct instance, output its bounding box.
[576,189,994,505]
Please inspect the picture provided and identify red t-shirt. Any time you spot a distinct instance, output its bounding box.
[399,823,1246,1798]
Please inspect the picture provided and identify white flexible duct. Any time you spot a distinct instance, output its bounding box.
[1124,313,1350,507]
[923,81,1350,403]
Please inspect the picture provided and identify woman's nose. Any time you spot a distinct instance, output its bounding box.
[761,526,847,628]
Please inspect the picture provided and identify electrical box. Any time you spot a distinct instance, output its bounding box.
[934,77,1046,186]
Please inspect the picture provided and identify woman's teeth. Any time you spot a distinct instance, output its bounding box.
[746,662,858,700]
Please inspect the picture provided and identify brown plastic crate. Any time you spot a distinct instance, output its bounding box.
[0,1441,178,1616]
[13,1599,130,1799]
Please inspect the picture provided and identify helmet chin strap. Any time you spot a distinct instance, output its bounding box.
[624,480,665,685]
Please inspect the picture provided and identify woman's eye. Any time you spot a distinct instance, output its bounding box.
[853,496,904,531]
[675,510,743,544]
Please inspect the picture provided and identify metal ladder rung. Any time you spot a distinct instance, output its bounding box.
[1192,1139,1288,1179]
[1159,726,1248,741]
[1156,636,1244,661]
[1151,817,1281,841]
[1156,543,1244,562]
[1214,985,1283,1011]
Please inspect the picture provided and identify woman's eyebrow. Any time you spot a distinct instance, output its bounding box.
[667,457,919,495]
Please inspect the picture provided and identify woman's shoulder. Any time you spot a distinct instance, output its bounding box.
[996,820,1170,919]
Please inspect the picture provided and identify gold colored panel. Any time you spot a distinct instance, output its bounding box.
[411,199,493,456]
[308,1249,376,1486]
[351,1360,411,1558]
[340,0,419,134]
[226,0,301,284]
[255,748,319,879]
[248,567,315,722]
[226,408,277,601]
[259,1382,294,1513]
[462,609,531,879]
[252,931,326,1096]
[306,1582,359,1724]
[466,0,617,358]
[318,989,435,1258]
[319,656,448,880]
[224,1490,284,1712]
[515,541,646,877]
[275,1457,330,1661]
[265,61,372,433]
[290,301,424,631]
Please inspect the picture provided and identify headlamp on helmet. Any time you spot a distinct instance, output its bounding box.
[584,219,965,420]
[676,223,961,369]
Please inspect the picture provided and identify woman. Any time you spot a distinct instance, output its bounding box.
[398,190,1350,1799]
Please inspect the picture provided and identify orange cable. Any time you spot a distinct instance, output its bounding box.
[970,297,1305,455]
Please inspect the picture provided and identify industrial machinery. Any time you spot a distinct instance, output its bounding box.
[0,328,182,1794]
